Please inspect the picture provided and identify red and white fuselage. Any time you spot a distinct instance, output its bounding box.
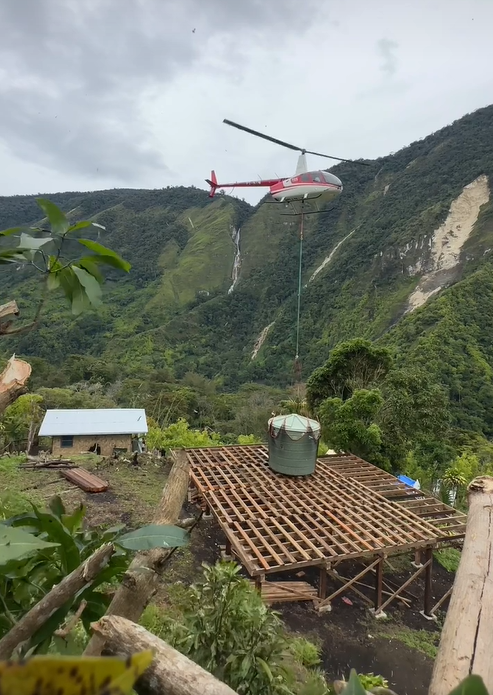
[206,165,343,205]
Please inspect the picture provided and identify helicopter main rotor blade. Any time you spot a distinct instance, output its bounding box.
[223,119,302,153]
[305,149,371,166]
[224,119,371,166]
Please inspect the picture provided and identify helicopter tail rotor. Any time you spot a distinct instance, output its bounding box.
[206,170,218,198]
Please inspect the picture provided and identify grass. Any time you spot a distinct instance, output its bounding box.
[148,200,237,310]
[0,454,43,516]
[377,625,441,659]
[0,452,168,528]
[434,547,461,573]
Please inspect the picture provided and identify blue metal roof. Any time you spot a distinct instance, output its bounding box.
[39,408,148,436]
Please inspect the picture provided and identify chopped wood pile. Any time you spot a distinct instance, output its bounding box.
[19,455,109,493]
[20,458,77,470]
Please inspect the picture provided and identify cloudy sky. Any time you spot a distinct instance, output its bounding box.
[0,0,492,203]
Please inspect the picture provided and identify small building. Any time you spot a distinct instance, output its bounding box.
[38,408,148,457]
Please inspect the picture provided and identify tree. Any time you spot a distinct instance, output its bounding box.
[308,339,453,471]
[318,389,384,463]
[1,393,43,451]
[0,198,130,414]
[306,339,392,410]
[377,368,451,468]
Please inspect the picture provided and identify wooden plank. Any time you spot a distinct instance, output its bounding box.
[60,467,108,493]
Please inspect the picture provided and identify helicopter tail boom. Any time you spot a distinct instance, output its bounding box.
[205,172,284,197]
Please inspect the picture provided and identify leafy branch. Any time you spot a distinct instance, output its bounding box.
[0,198,131,332]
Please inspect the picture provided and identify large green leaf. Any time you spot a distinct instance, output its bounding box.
[46,272,60,291]
[0,525,59,565]
[0,226,23,237]
[78,238,131,271]
[18,232,53,251]
[117,524,189,551]
[68,220,106,233]
[48,495,66,519]
[61,503,85,534]
[36,198,69,235]
[448,675,489,695]
[72,265,103,307]
[78,256,104,283]
[340,670,368,695]
[0,249,27,264]
[31,507,81,573]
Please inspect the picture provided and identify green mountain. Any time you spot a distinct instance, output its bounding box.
[2,105,493,436]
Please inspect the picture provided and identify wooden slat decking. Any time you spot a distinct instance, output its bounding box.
[185,446,466,577]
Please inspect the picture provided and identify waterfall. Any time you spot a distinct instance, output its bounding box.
[228,226,241,294]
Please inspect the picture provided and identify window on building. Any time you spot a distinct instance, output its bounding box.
[60,435,74,448]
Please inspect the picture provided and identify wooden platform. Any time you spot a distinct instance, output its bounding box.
[253,580,318,604]
[186,445,467,577]
[322,454,467,539]
[60,467,109,493]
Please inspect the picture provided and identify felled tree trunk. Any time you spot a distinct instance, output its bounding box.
[429,476,493,695]
[0,354,32,415]
[92,615,239,695]
[84,449,190,656]
[0,300,19,333]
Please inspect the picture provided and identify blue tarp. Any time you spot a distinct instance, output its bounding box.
[397,474,420,489]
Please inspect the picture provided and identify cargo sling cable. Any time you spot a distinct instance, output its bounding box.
[294,204,304,383]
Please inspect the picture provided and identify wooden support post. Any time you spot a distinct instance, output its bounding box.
[225,539,232,555]
[430,477,493,695]
[375,558,384,611]
[414,549,422,566]
[376,558,431,614]
[423,546,434,617]
[318,565,327,599]
[319,558,380,608]
[429,586,453,617]
[254,575,263,593]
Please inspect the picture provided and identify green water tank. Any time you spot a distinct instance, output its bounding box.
[267,413,321,476]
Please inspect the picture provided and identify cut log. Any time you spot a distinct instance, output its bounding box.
[83,449,190,656]
[429,476,493,695]
[0,354,31,414]
[0,543,114,659]
[0,301,19,333]
[91,615,239,695]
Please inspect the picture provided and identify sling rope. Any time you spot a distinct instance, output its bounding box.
[294,206,304,382]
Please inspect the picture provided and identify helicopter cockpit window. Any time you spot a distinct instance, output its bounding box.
[312,173,322,182]
[323,171,340,185]
[300,173,311,182]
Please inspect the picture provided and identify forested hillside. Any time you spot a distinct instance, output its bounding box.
[2,104,493,442]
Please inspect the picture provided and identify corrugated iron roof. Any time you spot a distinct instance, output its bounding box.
[39,408,148,436]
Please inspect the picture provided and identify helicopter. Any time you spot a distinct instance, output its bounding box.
[206,119,369,210]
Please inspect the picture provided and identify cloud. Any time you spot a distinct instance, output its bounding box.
[0,0,321,183]
[376,38,399,76]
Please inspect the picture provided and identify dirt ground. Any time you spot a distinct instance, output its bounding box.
[6,453,454,695]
